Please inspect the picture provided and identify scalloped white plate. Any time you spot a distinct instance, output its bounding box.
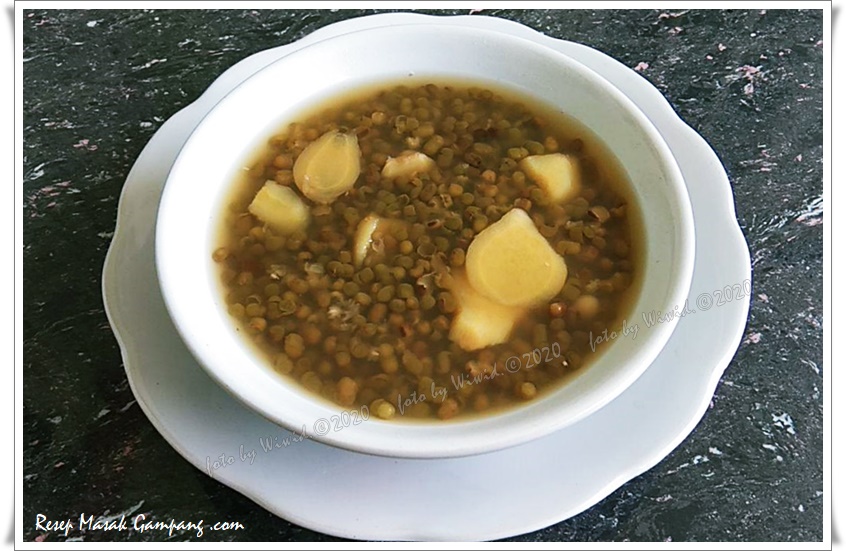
[102,14,751,541]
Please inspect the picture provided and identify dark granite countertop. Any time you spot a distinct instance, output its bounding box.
[22,9,824,542]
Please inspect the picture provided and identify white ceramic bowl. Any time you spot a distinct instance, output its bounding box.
[156,24,695,458]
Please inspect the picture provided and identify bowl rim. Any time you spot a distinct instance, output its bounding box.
[155,23,695,459]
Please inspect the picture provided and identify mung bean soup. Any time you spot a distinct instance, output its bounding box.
[213,81,642,422]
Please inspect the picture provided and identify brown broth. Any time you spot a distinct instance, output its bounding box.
[213,80,643,422]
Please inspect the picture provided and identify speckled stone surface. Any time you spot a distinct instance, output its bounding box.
[23,9,823,542]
